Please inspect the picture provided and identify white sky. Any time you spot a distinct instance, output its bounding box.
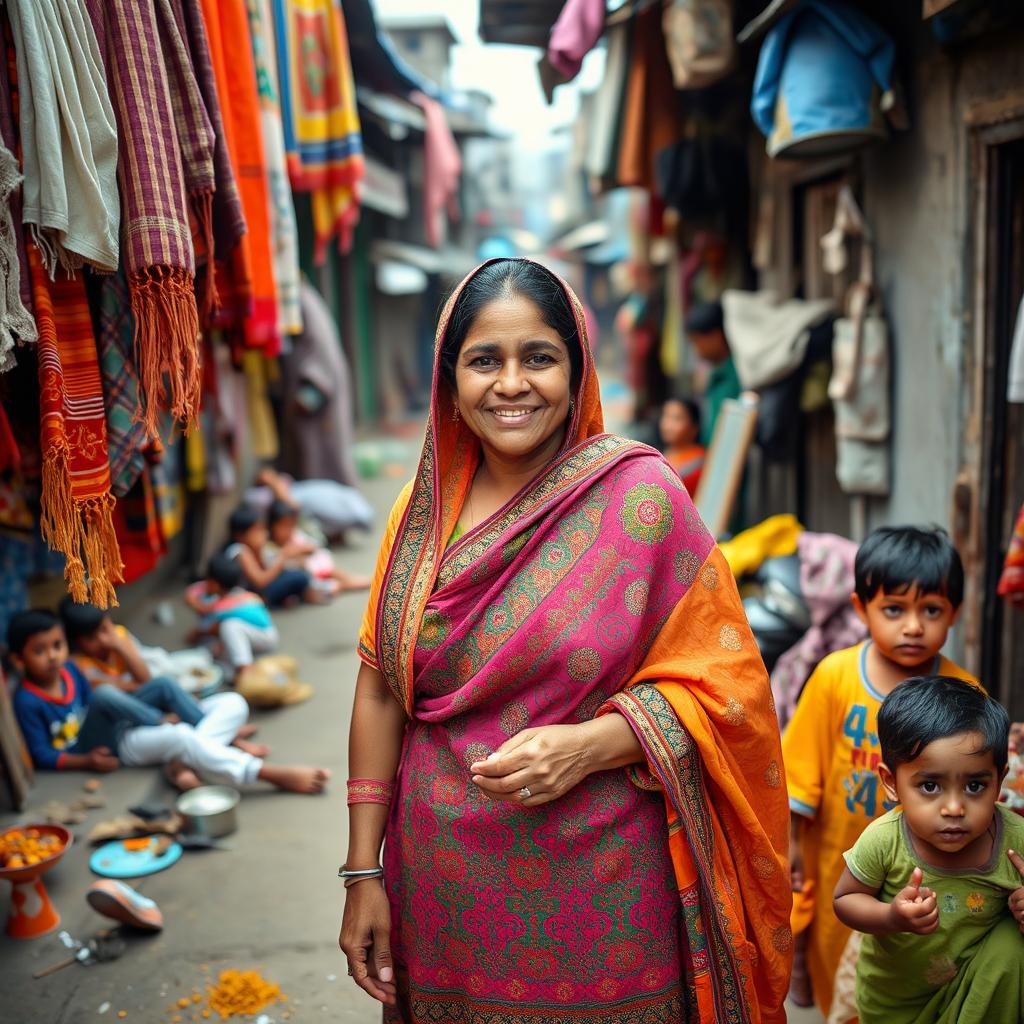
[374,0,605,147]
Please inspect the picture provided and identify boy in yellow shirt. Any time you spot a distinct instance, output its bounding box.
[782,526,976,1014]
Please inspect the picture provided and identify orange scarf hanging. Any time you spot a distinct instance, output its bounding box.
[30,246,123,606]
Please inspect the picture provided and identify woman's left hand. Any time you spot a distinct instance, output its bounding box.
[470,724,590,807]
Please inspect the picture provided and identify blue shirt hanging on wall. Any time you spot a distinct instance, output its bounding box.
[751,0,896,159]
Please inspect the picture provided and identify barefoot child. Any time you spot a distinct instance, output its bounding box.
[834,677,1024,1021]
[266,500,371,596]
[225,506,323,607]
[184,555,280,688]
[782,526,977,1014]
[8,610,329,794]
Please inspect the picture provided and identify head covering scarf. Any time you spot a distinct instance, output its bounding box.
[362,259,792,1023]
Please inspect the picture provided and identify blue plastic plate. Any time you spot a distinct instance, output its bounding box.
[89,838,182,878]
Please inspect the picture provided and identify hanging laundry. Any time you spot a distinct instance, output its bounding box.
[412,92,461,250]
[1008,292,1024,403]
[170,0,249,327]
[6,0,119,275]
[0,144,35,371]
[0,26,31,323]
[547,0,605,81]
[199,0,280,355]
[113,470,166,585]
[88,271,150,499]
[95,0,202,435]
[998,502,1024,605]
[246,0,303,336]
[28,246,122,607]
[273,0,364,261]
[583,18,631,191]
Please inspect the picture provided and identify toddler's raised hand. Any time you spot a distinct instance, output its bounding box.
[1008,849,1024,935]
[887,866,939,935]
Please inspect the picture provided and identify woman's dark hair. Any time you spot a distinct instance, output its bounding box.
[207,553,244,591]
[878,676,1010,773]
[665,396,701,434]
[5,609,61,656]
[267,499,300,528]
[228,506,263,539]
[58,597,107,646]
[438,259,582,391]
[854,526,964,609]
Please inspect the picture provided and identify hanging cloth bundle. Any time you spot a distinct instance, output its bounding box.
[29,245,123,606]
[823,185,891,496]
[0,144,35,371]
[6,0,120,275]
[96,0,202,436]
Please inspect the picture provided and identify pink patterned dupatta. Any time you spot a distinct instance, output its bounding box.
[360,260,791,1024]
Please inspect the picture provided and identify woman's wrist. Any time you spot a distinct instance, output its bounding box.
[579,713,644,774]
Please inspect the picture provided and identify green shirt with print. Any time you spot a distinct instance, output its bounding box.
[844,805,1024,1023]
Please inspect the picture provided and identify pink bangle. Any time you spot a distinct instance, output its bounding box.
[347,778,395,807]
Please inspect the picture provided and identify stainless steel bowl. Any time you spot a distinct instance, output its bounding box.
[176,785,240,838]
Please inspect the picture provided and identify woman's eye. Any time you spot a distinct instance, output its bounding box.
[470,357,497,368]
[525,354,553,366]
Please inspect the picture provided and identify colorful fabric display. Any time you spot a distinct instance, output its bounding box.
[998,501,1024,601]
[273,0,363,260]
[246,0,302,336]
[29,245,122,607]
[6,0,120,275]
[96,0,203,436]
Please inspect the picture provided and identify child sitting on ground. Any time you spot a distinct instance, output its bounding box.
[659,396,705,495]
[834,676,1024,1021]
[8,609,328,793]
[266,500,371,596]
[225,506,324,607]
[60,597,265,765]
[185,555,280,687]
[782,526,978,1015]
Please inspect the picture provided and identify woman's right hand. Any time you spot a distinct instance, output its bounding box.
[339,880,397,1006]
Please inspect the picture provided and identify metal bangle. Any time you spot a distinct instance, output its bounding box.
[338,865,383,879]
[342,873,385,889]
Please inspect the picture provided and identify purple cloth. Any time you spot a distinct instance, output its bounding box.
[548,0,605,80]
[770,531,867,726]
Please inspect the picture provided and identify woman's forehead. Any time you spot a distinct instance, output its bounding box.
[462,295,565,345]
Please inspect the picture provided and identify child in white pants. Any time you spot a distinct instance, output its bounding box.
[185,554,279,683]
[117,691,262,786]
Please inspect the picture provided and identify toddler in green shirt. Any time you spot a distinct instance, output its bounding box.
[833,675,1024,1023]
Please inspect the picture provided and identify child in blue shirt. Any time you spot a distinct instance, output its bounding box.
[8,608,327,793]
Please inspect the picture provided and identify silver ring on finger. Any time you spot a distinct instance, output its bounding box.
[519,785,531,800]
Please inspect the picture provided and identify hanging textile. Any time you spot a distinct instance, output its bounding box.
[97,0,202,435]
[89,270,150,498]
[171,0,249,327]
[1008,292,1024,403]
[273,0,364,261]
[113,469,165,584]
[547,0,605,81]
[246,0,302,336]
[29,246,122,606]
[412,91,462,250]
[998,502,1024,604]
[0,23,31,322]
[199,0,279,353]
[0,144,35,371]
[6,0,119,275]
[0,398,20,473]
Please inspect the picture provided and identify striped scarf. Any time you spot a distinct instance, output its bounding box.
[98,0,202,436]
[30,245,122,607]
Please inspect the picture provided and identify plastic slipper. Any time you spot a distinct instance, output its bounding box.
[86,880,164,931]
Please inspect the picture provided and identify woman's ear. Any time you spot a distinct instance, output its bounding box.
[878,762,899,804]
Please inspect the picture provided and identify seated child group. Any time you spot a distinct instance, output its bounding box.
[6,486,1024,1019]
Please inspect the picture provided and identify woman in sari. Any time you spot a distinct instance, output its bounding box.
[338,259,792,1023]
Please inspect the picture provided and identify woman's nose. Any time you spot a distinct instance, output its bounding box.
[494,362,529,394]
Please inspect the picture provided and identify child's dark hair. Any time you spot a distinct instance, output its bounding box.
[228,506,262,539]
[58,597,107,646]
[208,553,244,591]
[854,526,964,608]
[5,609,61,656]
[878,676,1010,774]
[267,499,299,528]
[665,396,701,434]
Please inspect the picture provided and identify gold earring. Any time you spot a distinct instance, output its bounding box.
[568,398,575,417]
[452,405,461,422]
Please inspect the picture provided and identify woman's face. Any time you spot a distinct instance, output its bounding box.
[453,292,573,465]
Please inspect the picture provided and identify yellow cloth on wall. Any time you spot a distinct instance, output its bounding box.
[718,513,802,578]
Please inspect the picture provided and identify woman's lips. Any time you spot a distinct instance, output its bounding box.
[485,407,541,425]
